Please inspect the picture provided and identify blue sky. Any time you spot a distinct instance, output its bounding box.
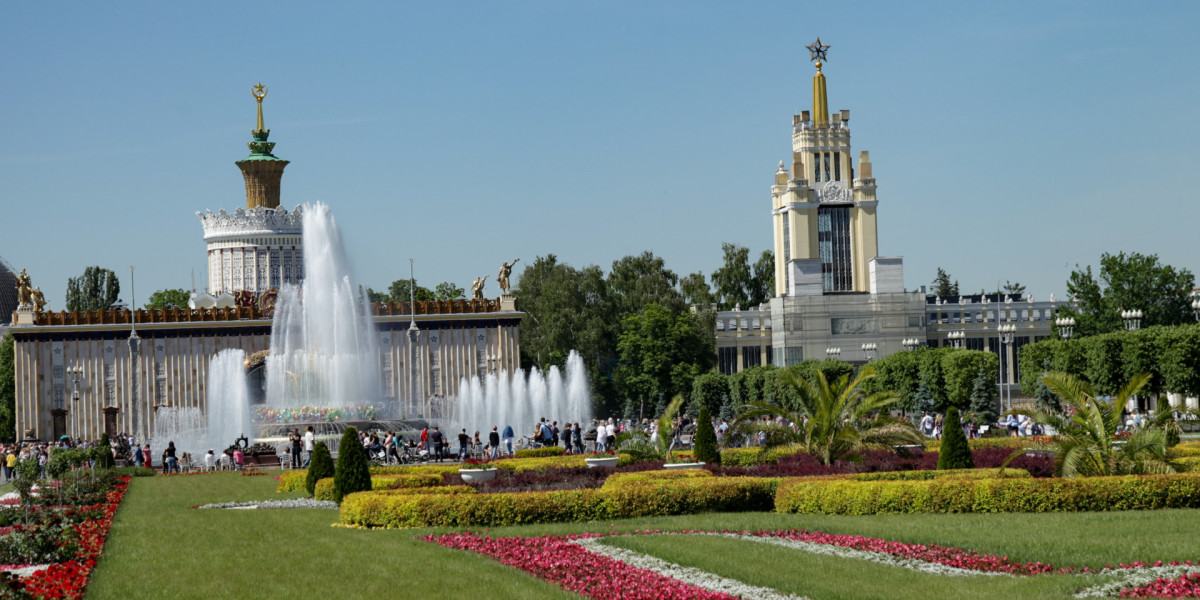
[3,1,1198,307]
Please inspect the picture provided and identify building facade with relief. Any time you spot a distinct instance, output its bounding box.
[6,88,521,441]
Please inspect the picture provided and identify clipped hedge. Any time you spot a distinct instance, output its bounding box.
[720,446,802,467]
[1170,443,1200,458]
[314,474,445,502]
[514,446,566,458]
[370,485,476,496]
[775,472,1200,515]
[602,469,715,489]
[850,468,1030,482]
[277,470,308,493]
[339,476,780,529]
[923,437,1053,452]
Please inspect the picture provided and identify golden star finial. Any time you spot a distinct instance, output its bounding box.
[252,82,267,100]
[806,37,830,63]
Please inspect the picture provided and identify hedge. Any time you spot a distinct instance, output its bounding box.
[850,468,1029,481]
[339,476,780,529]
[923,437,1053,452]
[720,446,803,467]
[369,485,476,496]
[514,446,566,458]
[278,470,309,492]
[602,469,714,489]
[314,474,444,502]
[774,472,1200,515]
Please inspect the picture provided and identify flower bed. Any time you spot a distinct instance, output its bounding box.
[339,476,780,529]
[775,472,1200,515]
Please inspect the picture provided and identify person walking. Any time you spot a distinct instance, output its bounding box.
[457,429,470,461]
[141,444,152,470]
[488,427,500,460]
[303,426,315,467]
[562,423,572,454]
[502,424,514,456]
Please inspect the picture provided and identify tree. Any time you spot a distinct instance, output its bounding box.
[1063,251,1195,337]
[931,268,959,297]
[936,407,974,470]
[94,432,115,469]
[727,368,920,465]
[614,304,714,409]
[433,282,465,300]
[751,250,775,306]
[693,406,720,465]
[711,243,772,310]
[65,266,120,311]
[718,395,734,422]
[1021,372,1181,477]
[305,441,334,496]
[333,426,371,503]
[968,367,998,424]
[690,371,729,417]
[607,251,683,317]
[680,271,715,306]
[1002,281,1026,296]
[146,288,190,309]
[0,334,13,443]
[912,377,936,415]
[385,280,436,303]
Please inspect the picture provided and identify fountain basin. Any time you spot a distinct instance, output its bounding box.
[663,462,705,470]
[584,456,619,469]
[458,468,498,483]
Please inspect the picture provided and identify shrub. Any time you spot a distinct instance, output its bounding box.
[514,446,566,458]
[719,446,802,467]
[774,472,1200,515]
[924,437,1054,452]
[277,470,308,493]
[370,485,476,496]
[111,466,156,478]
[334,427,372,503]
[305,442,334,496]
[315,473,444,502]
[693,407,720,465]
[602,469,714,489]
[937,407,974,470]
[850,468,1029,481]
[94,433,115,469]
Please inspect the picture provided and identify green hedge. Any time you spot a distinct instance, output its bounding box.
[850,468,1029,481]
[719,446,802,466]
[602,469,714,489]
[923,437,1053,452]
[339,476,780,529]
[775,472,1200,515]
[110,466,156,478]
[314,474,444,502]
[514,446,566,458]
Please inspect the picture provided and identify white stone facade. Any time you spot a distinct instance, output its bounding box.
[196,206,304,294]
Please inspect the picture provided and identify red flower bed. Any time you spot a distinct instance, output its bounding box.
[1120,572,1200,597]
[9,476,129,599]
[424,532,737,600]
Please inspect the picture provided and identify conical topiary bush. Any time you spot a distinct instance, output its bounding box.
[305,441,334,496]
[936,407,974,470]
[95,432,115,469]
[693,406,721,465]
[334,426,371,503]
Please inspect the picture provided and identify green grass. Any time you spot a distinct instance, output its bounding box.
[86,471,1200,599]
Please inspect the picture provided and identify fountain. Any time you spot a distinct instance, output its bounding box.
[448,350,593,439]
[151,348,251,455]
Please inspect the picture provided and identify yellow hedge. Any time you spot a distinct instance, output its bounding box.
[313,473,444,502]
[277,470,308,493]
[775,472,1200,515]
[923,437,1052,452]
[339,476,780,529]
[369,485,476,496]
[850,468,1030,482]
[602,469,714,489]
[720,446,803,467]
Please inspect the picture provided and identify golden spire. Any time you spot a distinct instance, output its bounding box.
[252,82,268,133]
[806,38,830,126]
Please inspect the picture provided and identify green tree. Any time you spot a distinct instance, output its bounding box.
[912,377,935,415]
[727,368,920,465]
[931,267,959,297]
[1002,281,1026,296]
[689,371,729,417]
[680,271,716,306]
[145,288,190,309]
[305,441,334,496]
[751,250,775,306]
[1062,251,1195,337]
[693,406,720,465]
[0,334,13,443]
[385,280,436,303]
[65,266,120,311]
[940,350,998,411]
[936,407,974,470]
[614,304,714,409]
[968,367,998,424]
[1021,372,1181,477]
[433,282,465,300]
[333,427,371,503]
[94,432,115,469]
[607,251,683,317]
[711,243,772,310]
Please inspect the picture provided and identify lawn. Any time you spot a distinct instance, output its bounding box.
[86,471,1200,599]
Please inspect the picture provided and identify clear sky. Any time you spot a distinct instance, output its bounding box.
[3,1,1198,308]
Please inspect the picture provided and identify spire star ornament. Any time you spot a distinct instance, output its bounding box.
[806,37,830,63]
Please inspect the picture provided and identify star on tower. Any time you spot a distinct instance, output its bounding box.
[806,37,830,63]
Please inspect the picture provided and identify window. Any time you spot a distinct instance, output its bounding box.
[908,316,923,328]
[812,153,821,182]
[823,153,831,182]
[782,214,790,263]
[785,346,803,366]
[718,347,738,375]
[833,151,841,181]
[817,206,852,291]
[742,346,761,369]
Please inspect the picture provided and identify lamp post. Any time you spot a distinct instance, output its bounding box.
[66,364,83,437]
[128,266,143,441]
[407,259,420,418]
[1055,316,1075,340]
[825,347,841,360]
[487,354,500,375]
[947,330,966,349]
[1192,298,1200,322]
[1121,309,1143,331]
[902,337,920,351]
[861,342,877,362]
[997,323,1016,413]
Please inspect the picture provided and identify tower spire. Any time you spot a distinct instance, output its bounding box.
[806,38,830,126]
[237,82,289,209]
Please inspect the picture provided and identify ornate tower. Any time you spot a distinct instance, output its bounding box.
[196,83,304,297]
[772,39,897,297]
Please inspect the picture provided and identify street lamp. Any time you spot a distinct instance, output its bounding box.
[861,342,877,362]
[487,354,500,375]
[1055,317,1075,340]
[407,259,420,418]
[67,364,84,405]
[902,337,921,351]
[1121,309,1143,331]
[947,330,966,349]
[998,323,1017,412]
[1192,298,1200,322]
[825,347,841,360]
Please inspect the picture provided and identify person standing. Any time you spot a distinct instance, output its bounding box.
[430,427,444,462]
[501,424,514,456]
[561,423,572,454]
[488,427,500,460]
[595,420,608,452]
[457,429,470,461]
[573,423,583,454]
[289,428,303,469]
[142,444,152,470]
[920,412,934,437]
[3,448,14,481]
[303,426,315,467]
[606,419,616,451]
[165,441,179,473]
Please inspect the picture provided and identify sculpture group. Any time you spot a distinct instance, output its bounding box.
[14,268,45,313]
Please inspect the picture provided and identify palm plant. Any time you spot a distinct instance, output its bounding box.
[1021,371,1183,477]
[618,395,685,462]
[725,367,920,465]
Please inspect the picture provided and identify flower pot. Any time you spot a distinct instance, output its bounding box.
[585,456,619,469]
[663,462,705,470]
[458,468,498,483]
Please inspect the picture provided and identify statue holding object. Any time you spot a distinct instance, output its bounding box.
[15,269,32,307]
[497,258,520,294]
[31,287,46,313]
[471,275,488,300]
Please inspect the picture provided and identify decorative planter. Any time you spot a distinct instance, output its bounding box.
[458,468,498,483]
[585,456,619,469]
[663,462,705,470]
